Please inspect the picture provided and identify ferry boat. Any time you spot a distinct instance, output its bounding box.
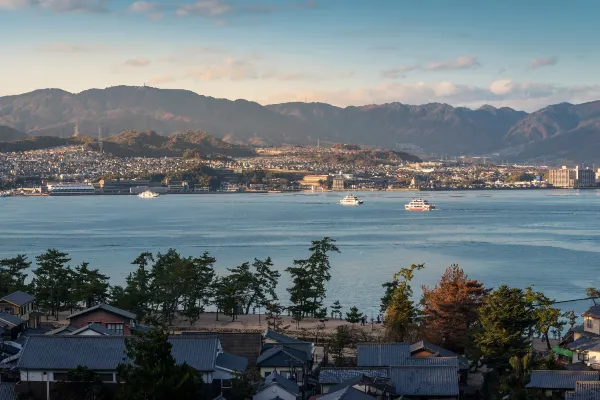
[138,190,159,199]
[340,194,363,206]
[405,198,435,211]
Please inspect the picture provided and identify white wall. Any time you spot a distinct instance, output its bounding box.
[253,385,296,400]
[77,329,102,336]
[584,317,600,335]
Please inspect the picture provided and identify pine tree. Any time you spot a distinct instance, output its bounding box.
[346,306,363,324]
[72,262,110,309]
[265,301,285,332]
[384,264,424,341]
[331,300,343,319]
[525,286,567,350]
[32,249,73,320]
[421,264,488,353]
[0,254,31,296]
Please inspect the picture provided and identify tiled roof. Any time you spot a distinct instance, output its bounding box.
[263,372,300,396]
[0,291,35,306]
[583,305,600,318]
[257,345,309,367]
[327,374,395,395]
[388,365,460,396]
[1,344,20,356]
[400,357,459,368]
[67,304,136,320]
[264,329,303,343]
[0,313,25,327]
[566,336,600,352]
[410,340,469,369]
[319,387,376,400]
[46,325,78,335]
[17,335,219,371]
[319,368,388,384]
[263,342,313,357]
[216,352,248,373]
[565,382,600,400]
[0,383,15,400]
[526,371,600,389]
[71,323,118,336]
[357,343,410,367]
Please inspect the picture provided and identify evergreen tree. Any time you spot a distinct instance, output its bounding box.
[380,279,399,314]
[0,254,31,296]
[331,300,343,319]
[346,306,363,324]
[475,285,536,372]
[500,354,533,400]
[264,301,285,331]
[32,249,73,319]
[384,264,424,341]
[117,328,202,400]
[180,253,216,325]
[525,286,567,350]
[286,237,340,317]
[115,252,154,320]
[213,275,245,322]
[421,264,488,353]
[72,262,110,308]
[150,249,186,324]
[229,370,260,400]
[244,257,280,314]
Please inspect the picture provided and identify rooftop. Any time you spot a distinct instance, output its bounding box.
[0,312,25,327]
[257,345,309,367]
[319,368,388,385]
[389,365,460,396]
[565,381,600,400]
[356,343,410,367]
[67,304,137,320]
[262,372,300,396]
[526,371,600,390]
[319,387,376,400]
[0,291,35,306]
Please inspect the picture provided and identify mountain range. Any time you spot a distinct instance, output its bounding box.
[1,85,600,162]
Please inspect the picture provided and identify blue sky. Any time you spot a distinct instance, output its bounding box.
[1,0,599,110]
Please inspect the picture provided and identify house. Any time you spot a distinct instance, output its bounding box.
[65,304,144,336]
[0,292,41,329]
[318,368,389,394]
[253,372,300,400]
[563,305,600,366]
[257,345,311,384]
[16,334,248,399]
[526,371,600,397]
[324,373,395,398]
[263,329,314,357]
[182,332,262,367]
[319,386,377,400]
[0,314,25,341]
[410,340,469,372]
[565,381,600,400]
[356,343,410,367]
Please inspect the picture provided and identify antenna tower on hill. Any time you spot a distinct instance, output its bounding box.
[73,121,79,138]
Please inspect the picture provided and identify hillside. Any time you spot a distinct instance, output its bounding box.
[2,85,600,161]
[0,136,91,152]
[0,125,28,142]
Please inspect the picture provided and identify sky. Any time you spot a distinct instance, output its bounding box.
[1,0,599,111]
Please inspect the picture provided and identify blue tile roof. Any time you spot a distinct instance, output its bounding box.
[216,352,248,373]
[319,387,376,400]
[46,325,78,335]
[0,383,15,400]
[0,291,34,306]
[400,357,460,368]
[257,345,308,367]
[565,382,600,400]
[0,312,25,327]
[410,340,469,369]
[389,365,460,396]
[566,336,600,352]
[17,335,219,372]
[67,304,136,320]
[71,323,118,336]
[263,372,300,396]
[357,343,410,367]
[526,371,600,389]
[264,329,303,343]
[319,368,388,384]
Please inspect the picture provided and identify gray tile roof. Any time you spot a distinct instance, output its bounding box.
[17,335,219,372]
[327,374,396,395]
[388,365,460,396]
[0,313,25,327]
[319,368,388,384]
[263,372,300,396]
[46,325,78,335]
[356,343,410,367]
[0,291,35,306]
[216,352,248,373]
[400,357,459,368]
[566,336,600,352]
[583,306,600,318]
[319,387,376,400]
[565,382,600,400]
[71,323,118,336]
[67,304,136,320]
[263,342,313,357]
[410,340,469,369]
[526,371,600,389]
[257,345,309,367]
[264,329,303,343]
[0,383,15,400]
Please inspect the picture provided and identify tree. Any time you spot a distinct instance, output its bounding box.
[179,253,216,325]
[421,264,488,353]
[380,279,399,314]
[150,249,187,324]
[331,300,342,319]
[265,301,286,332]
[117,328,203,400]
[213,275,245,322]
[244,257,280,314]
[345,306,363,324]
[500,354,533,400]
[53,366,106,400]
[525,286,567,350]
[0,254,31,296]
[329,325,352,366]
[384,264,424,341]
[114,252,154,321]
[72,262,110,308]
[229,370,260,400]
[286,237,340,317]
[475,285,536,372]
[32,249,73,319]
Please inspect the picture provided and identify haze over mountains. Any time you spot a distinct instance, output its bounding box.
[1,85,600,162]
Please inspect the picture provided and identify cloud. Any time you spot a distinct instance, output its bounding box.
[124,58,151,67]
[528,56,559,70]
[176,0,231,17]
[128,0,156,12]
[39,43,108,53]
[425,55,480,71]
[381,65,419,79]
[0,0,109,12]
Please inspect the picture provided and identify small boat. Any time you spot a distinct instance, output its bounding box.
[340,193,363,206]
[405,198,435,211]
[137,190,159,199]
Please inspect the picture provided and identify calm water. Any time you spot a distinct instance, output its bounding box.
[1,190,600,318]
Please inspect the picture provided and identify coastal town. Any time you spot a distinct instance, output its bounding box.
[1,144,599,197]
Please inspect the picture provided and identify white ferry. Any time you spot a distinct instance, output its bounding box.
[340,194,363,206]
[405,198,435,211]
[138,190,159,199]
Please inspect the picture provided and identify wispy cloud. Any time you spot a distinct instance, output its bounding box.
[29,0,110,13]
[176,0,231,17]
[381,65,420,79]
[528,56,559,70]
[425,55,480,71]
[38,43,108,53]
[0,0,29,10]
[124,58,151,67]
[147,75,177,85]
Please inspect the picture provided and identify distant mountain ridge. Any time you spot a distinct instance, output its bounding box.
[0,125,28,142]
[1,85,600,161]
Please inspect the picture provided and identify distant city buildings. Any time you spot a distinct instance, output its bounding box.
[549,166,596,188]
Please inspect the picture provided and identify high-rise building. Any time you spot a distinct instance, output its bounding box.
[549,166,596,188]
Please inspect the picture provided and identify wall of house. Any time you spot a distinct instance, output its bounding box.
[77,329,102,336]
[0,301,33,320]
[254,385,297,400]
[69,310,132,335]
[584,317,600,335]
[572,350,600,365]
[20,370,117,383]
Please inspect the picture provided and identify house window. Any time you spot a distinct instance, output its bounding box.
[107,323,124,335]
[578,352,590,362]
[587,318,594,329]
